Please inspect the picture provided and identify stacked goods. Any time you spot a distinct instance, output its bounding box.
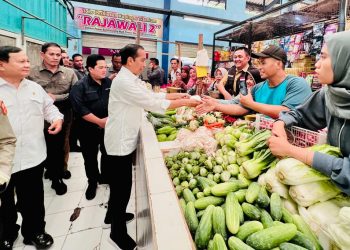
[263,144,350,249]
[148,108,227,142]
[164,125,327,249]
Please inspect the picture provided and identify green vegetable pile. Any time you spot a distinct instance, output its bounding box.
[164,126,325,249]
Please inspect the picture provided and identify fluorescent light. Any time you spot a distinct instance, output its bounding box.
[183,16,222,25]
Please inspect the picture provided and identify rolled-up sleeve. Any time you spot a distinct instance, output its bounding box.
[118,78,170,114]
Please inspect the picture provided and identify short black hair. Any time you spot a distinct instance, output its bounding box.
[234,47,250,57]
[0,46,22,62]
[170,58,179,63]
[112,52,121,60]
[41,42,62,53]
[120,44,144,65]
[72,53,83,61]
[86,54,105,71]
[150,58,159,65]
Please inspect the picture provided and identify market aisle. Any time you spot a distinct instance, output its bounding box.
[12,152,136,250]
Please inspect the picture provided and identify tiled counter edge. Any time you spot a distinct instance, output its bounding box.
[135,120,196,250]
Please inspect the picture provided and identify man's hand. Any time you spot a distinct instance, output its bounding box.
[48,119,63,134]
[239,89,254,108]
[48,93,56,101]
[272,120,288,139]
[108,73,117,81]
[167,93,190,100]
[0,100,7,115]
[196,98,217,114]
[185,99,202,107]
[98,117,108,128]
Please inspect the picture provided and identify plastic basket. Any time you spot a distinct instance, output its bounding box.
[255,114,327,147]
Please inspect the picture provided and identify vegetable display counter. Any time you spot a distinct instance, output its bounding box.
[135,119,195,249]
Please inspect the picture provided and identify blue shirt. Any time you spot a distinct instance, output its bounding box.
[219,75,312,111]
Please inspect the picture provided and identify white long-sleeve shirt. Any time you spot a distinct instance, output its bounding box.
[0,77,63,174]
[104,67,170,156]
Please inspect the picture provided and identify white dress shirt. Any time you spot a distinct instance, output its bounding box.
[0,77,63,174]
[105,67,171,156]
[170,68,181,82]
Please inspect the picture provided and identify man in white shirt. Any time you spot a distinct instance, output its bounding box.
[104,44,200,250]
[169,57,181,84]
[0,46,63,250]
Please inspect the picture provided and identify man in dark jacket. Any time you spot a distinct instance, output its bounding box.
[70,54,111,200]
[218,47,262,99]
[147,58,164,87]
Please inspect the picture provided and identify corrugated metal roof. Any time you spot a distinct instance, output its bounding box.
[246,0,275,5]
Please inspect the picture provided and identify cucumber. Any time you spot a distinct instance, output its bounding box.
[197,176,217,190]
[242,202,261,220]
[183,188,196,203]
[197,210,205,219]
[270,193,282,221]
[195,205,214,249]
[260,209,274,228]
[213,207,227,240]
[234,189,247,203]
[225,192,241,234]
[213,233,228,250]
[279,242,308,250]
[246,223,297,250]
[255,186,270,208]
[246,182,260,203]
[208,240,215,250]
[194,196,225,210]
[292,215,322,250]
[273,221,284,227]
[282,207,294,224]
[185,201,199,234]
[179,198,186,213]
[290,231,317,250]
[211,181,241,196]
[228,236,254,250]
[236,221,264,241]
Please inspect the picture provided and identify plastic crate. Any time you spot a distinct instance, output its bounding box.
[255,114,327,147]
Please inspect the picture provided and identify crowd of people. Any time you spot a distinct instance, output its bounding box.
[0,30,350,250]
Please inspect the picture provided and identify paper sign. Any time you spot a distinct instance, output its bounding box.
[196,66,208,78]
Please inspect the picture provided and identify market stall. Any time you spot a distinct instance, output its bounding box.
[136,103,350,250]
[211,0,350,85]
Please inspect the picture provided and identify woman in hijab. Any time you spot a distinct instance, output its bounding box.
[269,31,350,195]
[208,67,228,92]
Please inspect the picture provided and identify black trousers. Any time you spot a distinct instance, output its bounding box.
[44,109,71,181]
[106,153,133,241]
[0,164,45,240]
[78,123,108,184]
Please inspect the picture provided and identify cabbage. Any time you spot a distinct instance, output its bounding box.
[289,181,341,207]
[275,158,329,185]
[264,168,290,199]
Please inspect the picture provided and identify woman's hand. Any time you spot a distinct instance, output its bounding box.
[272,120,288,139]
[268,135,293,157]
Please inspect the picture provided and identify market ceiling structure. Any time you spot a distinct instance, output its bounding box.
[216,0,350,43]
[65,0,238,25]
